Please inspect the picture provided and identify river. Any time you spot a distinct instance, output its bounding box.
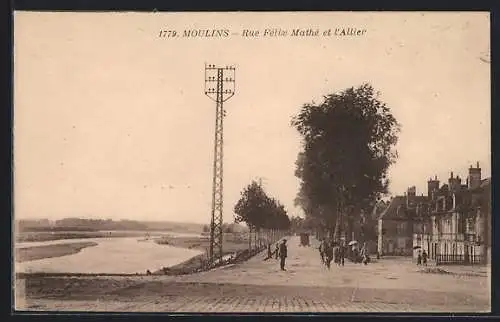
[15,236,203,274]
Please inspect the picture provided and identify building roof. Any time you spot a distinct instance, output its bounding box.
[378,196,406,220]
[480,178,491,189]
[409,195,429,204]
[371,201,388,220]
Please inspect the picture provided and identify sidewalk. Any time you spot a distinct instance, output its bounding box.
[17,236,490,313]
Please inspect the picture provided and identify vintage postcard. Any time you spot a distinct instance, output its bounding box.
[13,11,491,312]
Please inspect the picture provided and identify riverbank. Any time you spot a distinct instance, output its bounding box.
[16,242,98,262]
[152,232,264,275]
[15,230,267,276]
[153,232,248,253]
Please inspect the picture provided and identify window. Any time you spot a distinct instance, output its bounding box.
[457,215,465,234]
[397,222,407,235]
[466,217,475,233]
[445,218,451,234]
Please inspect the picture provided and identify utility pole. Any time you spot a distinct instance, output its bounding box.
[204,64,236,264]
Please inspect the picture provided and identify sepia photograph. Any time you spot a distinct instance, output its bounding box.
[13,11,491,312]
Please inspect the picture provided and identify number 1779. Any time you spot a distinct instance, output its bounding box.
[159,30,177,37]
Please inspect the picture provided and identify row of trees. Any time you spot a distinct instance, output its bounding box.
[234,180,291,250]
[291,84,400,243]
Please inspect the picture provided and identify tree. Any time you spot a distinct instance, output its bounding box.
[291,84,400,241]
[234,180,291,249]
[289,216,305,233]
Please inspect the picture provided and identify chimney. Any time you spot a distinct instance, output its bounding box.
[406,186,416,207]
[468,161,482,189]
[427,176,440,200]
[407,186,416,197]
[448,171,462,193]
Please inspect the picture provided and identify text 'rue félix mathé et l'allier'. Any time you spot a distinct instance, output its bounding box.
[158,28,367,38]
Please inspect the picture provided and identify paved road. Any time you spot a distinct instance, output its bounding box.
[16,236,490,313]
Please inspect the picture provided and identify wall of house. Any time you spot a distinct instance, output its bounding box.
[420,207,488,264]
[379,219,413,256]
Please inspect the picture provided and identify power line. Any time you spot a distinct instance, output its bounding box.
[204,64,236,264]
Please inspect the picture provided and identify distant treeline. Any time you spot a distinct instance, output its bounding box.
[202,223,248,234]
[19,226,99,232]
[16,218,204,233]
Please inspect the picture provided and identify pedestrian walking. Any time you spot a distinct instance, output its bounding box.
[324,241,334,269]
[361,243,369,265]
[279,239,288,271]
[422,250,428,266]
[318,239,326,265]
[417,250,422,265]
[266,243,272,259]
[339,243,345,266]
[333,244,340,265]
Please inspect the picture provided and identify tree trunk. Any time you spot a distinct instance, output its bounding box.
[248,226,252,250]
[333,205,341,242]
[254,227,257,249]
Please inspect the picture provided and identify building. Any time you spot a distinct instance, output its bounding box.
[377,187,429,256]
[413,163,491,265]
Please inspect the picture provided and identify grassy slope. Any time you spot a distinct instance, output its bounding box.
[152,233,268,275]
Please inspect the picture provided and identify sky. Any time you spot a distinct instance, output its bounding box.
[14,12,490,224]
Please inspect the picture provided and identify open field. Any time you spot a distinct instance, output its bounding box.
[16,242,98,262]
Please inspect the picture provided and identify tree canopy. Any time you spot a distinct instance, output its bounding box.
[291,83,400,236]
[233,180,291,231]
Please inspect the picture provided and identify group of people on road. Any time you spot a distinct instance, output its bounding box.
[318,238,370,268]
[318,239,347,269]
[267,237,376,272]
[417,249,428,266]
[267,239,288,271]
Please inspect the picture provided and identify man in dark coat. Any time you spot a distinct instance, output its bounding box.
[339,243,345,266]
[279,239,288,271]
[422,250,428,266]
[319,239,326,265]
[324,241,334,269]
